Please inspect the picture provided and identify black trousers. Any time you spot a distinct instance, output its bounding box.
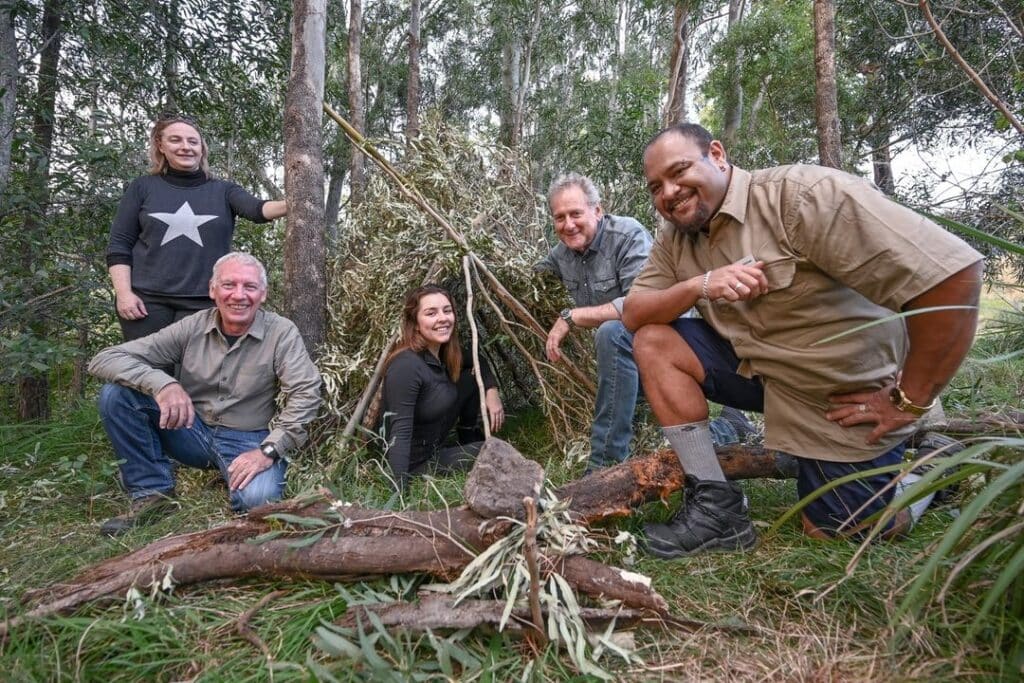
[117,291,213,341]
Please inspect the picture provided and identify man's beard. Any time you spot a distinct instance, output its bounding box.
[667,202,711,234]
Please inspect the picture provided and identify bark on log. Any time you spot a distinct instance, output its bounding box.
[338,594,649,633]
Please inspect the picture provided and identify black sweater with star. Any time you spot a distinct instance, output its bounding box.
[106,168,270,297]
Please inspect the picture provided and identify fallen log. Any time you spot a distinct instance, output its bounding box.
[6,419,1010,636]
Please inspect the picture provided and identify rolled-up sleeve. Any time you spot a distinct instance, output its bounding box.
[630,228,685,293]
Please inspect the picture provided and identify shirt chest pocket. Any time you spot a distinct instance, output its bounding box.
[233,364,276,395]
[759,260,806,303]
[592,277,619,296]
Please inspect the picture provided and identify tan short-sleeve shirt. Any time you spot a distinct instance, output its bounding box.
[632,164,982,462]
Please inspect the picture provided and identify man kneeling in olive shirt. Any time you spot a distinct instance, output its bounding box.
[89,252,321,536]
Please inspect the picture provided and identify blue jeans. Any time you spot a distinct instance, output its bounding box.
[591,321,641,468]
[590,320,742,469]
[98,384,287,511]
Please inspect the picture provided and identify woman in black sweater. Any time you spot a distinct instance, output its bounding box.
[106,113,288,340]
[381,285,505,490]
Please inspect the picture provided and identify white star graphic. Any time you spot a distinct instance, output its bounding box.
[150,202,219,247]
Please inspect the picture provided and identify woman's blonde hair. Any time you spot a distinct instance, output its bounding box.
[147,113,211,175]
[387,284,462,381]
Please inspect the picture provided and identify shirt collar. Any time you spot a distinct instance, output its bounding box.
[205,307,267,341]
[579,214,608,257]
[708,166,750,243]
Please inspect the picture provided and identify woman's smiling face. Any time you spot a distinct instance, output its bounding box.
[415,292,455,353]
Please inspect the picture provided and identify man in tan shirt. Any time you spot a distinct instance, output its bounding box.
[623,123,983,558]
[89,252,321,536]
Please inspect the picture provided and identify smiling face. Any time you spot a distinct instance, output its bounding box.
[643,132,731,234]
[210,259,267,336]
[549,185,603,253]
[157,121,204,172]
[415,292,455,354]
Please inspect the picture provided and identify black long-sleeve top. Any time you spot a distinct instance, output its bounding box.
[106,168,270,297]
[381,346,496,484]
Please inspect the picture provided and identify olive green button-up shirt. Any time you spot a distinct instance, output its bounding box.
[88,308,322,457]
[631,164,982,462]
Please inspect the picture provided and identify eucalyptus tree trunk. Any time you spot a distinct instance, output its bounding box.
[0,1,18,206]
[18,0,63,420]
[870,129,895,195]
[499,40,522,148]
[499,0,542,149]
[160,0,180,111]
[813,0,842,169]
[721,0,746,147]
[347,0,366,206]
[663,1,691,126]
[405,0,421,143]
[283,0,327,354]
[324,146,347,246]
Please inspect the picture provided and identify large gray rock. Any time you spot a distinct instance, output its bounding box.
[464,438,545,520]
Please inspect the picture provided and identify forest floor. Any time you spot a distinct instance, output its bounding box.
[0,286,1021,682]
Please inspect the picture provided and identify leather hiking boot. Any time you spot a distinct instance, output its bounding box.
[100,492,179,537]
[643,476,757,559]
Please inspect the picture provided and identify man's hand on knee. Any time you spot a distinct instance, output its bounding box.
[155,382,195,429]
[227,448,274,491]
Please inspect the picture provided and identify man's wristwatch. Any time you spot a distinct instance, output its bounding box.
[889,386,936,416]
[560,308,575,327]
[260,443,280,461]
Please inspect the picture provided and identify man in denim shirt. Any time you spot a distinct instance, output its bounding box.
[536,173,746,471]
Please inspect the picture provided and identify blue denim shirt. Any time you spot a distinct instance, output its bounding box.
[535,214,652,315]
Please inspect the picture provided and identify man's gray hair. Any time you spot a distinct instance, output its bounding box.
[547,172,601,209]
[211,252,268,289]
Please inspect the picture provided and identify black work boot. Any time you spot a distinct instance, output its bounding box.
[643,476,757,559]
[100,492,179,537]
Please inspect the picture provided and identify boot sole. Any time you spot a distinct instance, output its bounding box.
[644,527,758,559]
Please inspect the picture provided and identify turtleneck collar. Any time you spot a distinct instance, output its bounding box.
[161,166,208,187]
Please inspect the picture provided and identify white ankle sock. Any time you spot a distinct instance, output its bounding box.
[664,420,726,482]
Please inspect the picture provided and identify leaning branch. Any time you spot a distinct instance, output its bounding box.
[918,0,1024,135]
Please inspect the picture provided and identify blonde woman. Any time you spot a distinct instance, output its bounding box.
[106,113,287,340]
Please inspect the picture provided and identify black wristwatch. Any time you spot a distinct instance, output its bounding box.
[560,308,575,327]
[260,443,280,461]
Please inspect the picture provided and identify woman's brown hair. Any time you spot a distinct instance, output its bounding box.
[387,284,462,381]
[147,113,211,175]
